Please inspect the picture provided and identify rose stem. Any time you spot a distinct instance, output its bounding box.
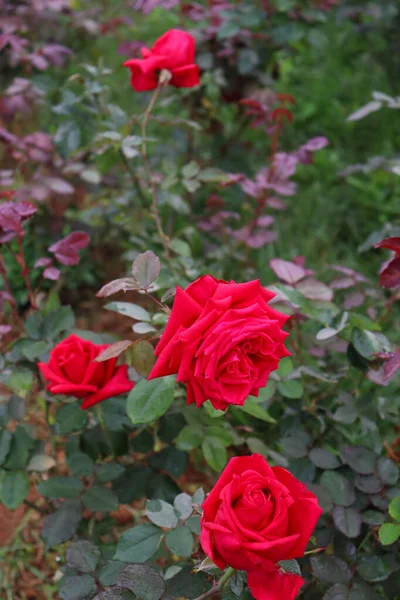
[144,289,171,314]
[192,567,235,600]
[96,405,115,459]
[0,254,23,327]
[16,234,37,309]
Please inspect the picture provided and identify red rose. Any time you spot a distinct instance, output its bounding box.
[148,276,290,410]
[200,454,322,600]
[38,334,134,409]
[123,29,200,92]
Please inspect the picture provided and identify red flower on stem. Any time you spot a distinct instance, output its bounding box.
[124,29,200,92]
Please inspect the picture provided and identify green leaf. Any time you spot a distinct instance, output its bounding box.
[131,251,161,289]
[277,357,293,378]
[0,470,29,509]
[131,341,156,378]
[279,560,301,576]
[130,430,154,453]
[116,565,165,600]
[310,555,352,584]
[122,136,141,159]
[205,426,233,447]
[114,524,163,563]
[98,561,126,586]
[389,496,400,522]
[176,425,202,451]
[332,506,362,538]
[82,485,119,512]
[4,425,34,469]
[309,448,341,470]
[340,445,376,475]
[281,430,310,459]
[174,493,193,520]
[181,161,200,178]
[96,463,125,483]
[112,466,152,504]
[127,376,175,425]
[4,370,33,395]
[42,500,82,548]
[105,302,151,322]
[379,523,400,545]
[66,540,101,572]
[277,380,303,399]
[55,121,81,158]
[357,556,393,583]
[94,590,135,600]
[361,510,385,526]
[42,306,75,341]
[24,312,44,339]
[55,403,88,435]
[59,574,97,600]
[169,239,192,258]
[162,567,209,600]
[37,476,83,499]
[67,452,94,477]
[192,488,205,506]
[22,340,50,361]
[239,398,276,423]
[101,397,132,432]
[377,457,399,485]
[165,525,194,557]
[320,471,356,507]
[186,515,200,534]
[0,429,12,465]
[202,437,227,472]
[198,167,228,182]
[352,328,392,359]
[150,447,188,478]
[146,499,178,528]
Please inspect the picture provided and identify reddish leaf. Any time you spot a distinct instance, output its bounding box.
[384,351,400,380]
[49,232,89,266]
[270,258,306,284]
[330,277,354,290]
[374,237,400,254]
[95,340,133,362]
[34,257,52,268]
[96,277,139,298]
[43,267,60,280]
[296,278,333,301]
[379,257,400,288]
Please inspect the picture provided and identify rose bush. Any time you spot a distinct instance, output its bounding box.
[148,276,290,410]
[38,334,134,409]
[200,454,322,599]
[124,29,200,92]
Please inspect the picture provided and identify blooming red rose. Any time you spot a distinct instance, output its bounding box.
[123,29,200,92]
[200,454,322,600]
[148,276,290,410]
[38,334,134,409]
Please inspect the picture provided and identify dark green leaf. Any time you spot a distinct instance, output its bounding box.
[24,312,44,339]
[147,474,181,504]
[150,447,188,478]
[239,398,276,423]
[377,457,399,485]
[105,302,150,322]
[158,413,185,444]
[229,571,245,597]
[163,567,209,600]
[22,340,50,361]
[67,452,94,477]
[42,306,75,341]
[357,556,393,582]
[355,474,382,494]
[308,484,333,513]
[98,561,125,586]
[277,380,303,399]
[288,458,316,483]
[340,446,376,474]
[116,565,165,600]
[165,525,194,557]
[281,430,311,459]
[127,377,175,425]
[0,429,12,465]
[362,510,385,525]
[42,500,82,548]
[130,430,154,453]
[112,466,151,504]
[82,485,119,512]
[101,398,132,432]
[0,470,29,509]
[352,329,391,359]
[59,574,97,600]
[332,506,362,538]
[96,463,125,483]
[176,425,202,451]
[186,515,200,535]
[320,471,356,507]
[114,524,163,563]
[8,395,25,421]
[66,540,101,572]
[93,589,135,600]
[4,424,34,469]
[55,403,88,435]
[311,555,352,584]
[37,476,83,499]
[279,560,301,576]
[309,448,340,470]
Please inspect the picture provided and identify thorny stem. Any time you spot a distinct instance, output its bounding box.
[16,234,37,309]
[140,85,172,257]
[192,567,235,600]
[144,289,171,314]
[23,499,46,515]
[0,254,23,327]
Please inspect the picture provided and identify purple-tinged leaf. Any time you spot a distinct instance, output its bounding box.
[43,267,60,280]
[96,278,139,298]
[344,291,364,309]
[34,257,52,268]
[270,258,306,284]
[384,351,400,381]
[347,101,382,122]
[95,340,134,362]
[246,230,277,248]
[330,265,368,282]
[296,278,333,301]
[46,177,74,195]
[131,251,161,289]
[330,277,354,290]
[49,232,89,266]
[256,215,275,227]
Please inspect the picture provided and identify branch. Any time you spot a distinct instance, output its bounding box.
[192,567,235,600]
